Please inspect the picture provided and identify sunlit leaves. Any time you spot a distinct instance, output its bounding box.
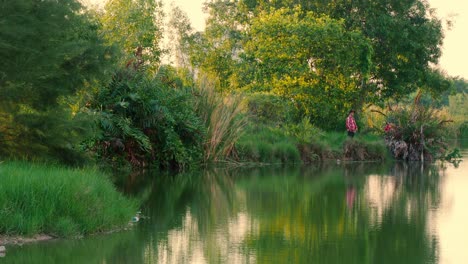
[243,8,373,128]
[100,0,164,71]
[321,0,444,100]
[192,0,445,130]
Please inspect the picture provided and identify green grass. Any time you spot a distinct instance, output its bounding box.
[273,142,301,163]
[236,123,390,163]
[342,135,389,161]
[236,126,301,164]
[0,162,138,237]
[317,131,347,152]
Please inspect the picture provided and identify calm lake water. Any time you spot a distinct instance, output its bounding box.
[3,150,467,264]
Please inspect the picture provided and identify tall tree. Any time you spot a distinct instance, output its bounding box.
[188,0,245,91]
[166,5,194,69]
[0,0,114,163]
[239,0,445,103]
[242,8,373,129]
[327,0,444,104]
[100,0,164,73]
[166,0,446,131]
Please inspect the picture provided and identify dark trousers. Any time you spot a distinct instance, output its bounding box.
[347,131,355,138]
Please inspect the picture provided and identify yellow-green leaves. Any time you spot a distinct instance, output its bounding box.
[100,0,164,71]
[244,8,372,129]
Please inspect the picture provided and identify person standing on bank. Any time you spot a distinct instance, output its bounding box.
[346,110,358,138]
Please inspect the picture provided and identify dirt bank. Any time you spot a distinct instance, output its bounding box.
[0,234,54,246]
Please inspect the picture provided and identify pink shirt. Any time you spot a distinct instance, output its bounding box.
[346,114,357,132]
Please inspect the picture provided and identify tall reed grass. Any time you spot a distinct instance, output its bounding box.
[193,76,247,163]
[0,162,137,237]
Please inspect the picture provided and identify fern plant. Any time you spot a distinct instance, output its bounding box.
[88,68,204,169]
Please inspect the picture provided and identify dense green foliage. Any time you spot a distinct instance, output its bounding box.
[446,78,468,139]
[100,0,164,73]
[88,67,205,169]
[236,122,387,163]
[241,8,372,129]
[180,0,446,130]
[319,0,444,101]
[0,162,137,237]
[0,0,463,168]
[239,0,444,100]
[236,125,302,163]
[0,0,114,164]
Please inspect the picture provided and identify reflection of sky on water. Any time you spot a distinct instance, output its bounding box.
[127,159,468,264]
[362,155,468,264]
[436,154,468,264]
[3,153,467,264]
[151,162,446,263]
[365,175,399,226]
[155,209,258,264]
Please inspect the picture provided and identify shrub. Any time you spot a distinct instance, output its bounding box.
[273,142,301,163]
[257,142,275,162]
[459,121,468,139]
[236,141,261,162]
[378,91,455,161]
[88,69,205,169]
[284,117,323,146]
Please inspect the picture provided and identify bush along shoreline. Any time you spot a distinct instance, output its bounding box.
[0,162,138,244]
[375,92,461,162]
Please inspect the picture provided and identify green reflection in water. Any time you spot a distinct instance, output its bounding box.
[3,160,452,263]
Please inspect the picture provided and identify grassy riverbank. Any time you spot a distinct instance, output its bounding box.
[236,124,389,163]
[0,162,137,238]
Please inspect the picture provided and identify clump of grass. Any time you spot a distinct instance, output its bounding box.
[0,162,137,237]
[273,142,301,163]
[317,131,347,153]
[256,141,274,162]
[287,121,339,161]
[193,76,247,163]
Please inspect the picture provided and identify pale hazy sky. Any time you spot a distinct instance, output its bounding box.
[429,0,468,79]
[84,0,467,79]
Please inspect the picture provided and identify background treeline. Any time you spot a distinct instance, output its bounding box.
[0,0,466,169]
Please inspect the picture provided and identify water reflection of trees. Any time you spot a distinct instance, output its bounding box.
[6,161,446,263]
[361,162,441,264]
[135,169,250,263]
[229,162,442,263]
[139,162,443,263]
